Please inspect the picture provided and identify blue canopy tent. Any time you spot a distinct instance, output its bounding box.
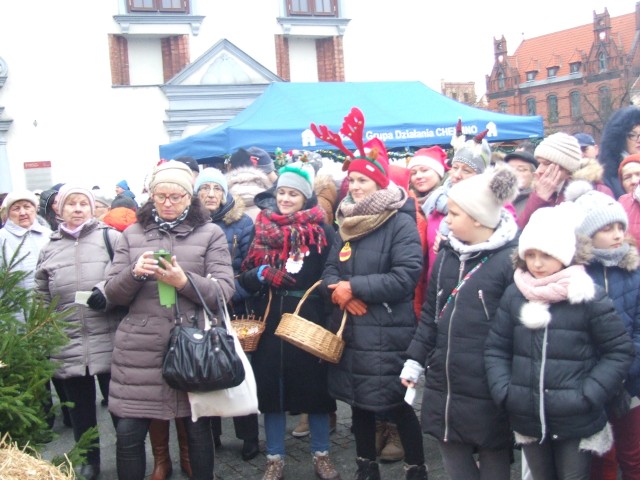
[159,81,544,160]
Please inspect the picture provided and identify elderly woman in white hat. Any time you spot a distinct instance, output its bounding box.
[0,189,51,294]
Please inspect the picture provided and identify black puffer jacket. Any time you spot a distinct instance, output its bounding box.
[237,193,337,414]
[406,231,517,449]
[322,201,422,412]
[485,272,633,441]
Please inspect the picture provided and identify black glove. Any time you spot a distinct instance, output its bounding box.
[87,288,107,311]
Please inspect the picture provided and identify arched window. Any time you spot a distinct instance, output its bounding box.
[599,86,612,116]
[526,98,536,115]
[570,91,581,119]
[547,95,559,123]
[498,72,505,90]
[599,52,608,71]
[498,101,508,113]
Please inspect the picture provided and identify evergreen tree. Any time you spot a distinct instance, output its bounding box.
[0,242,70,446]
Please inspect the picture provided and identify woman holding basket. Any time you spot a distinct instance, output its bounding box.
[238,162,339,480]
[314,108,427,480]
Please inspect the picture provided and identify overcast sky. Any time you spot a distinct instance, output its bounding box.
[407,1,634,96]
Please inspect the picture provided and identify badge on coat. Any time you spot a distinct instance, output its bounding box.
[339,242,351,262]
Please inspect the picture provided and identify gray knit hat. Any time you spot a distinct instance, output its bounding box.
[276,162,315,199]
[534,132,583,173]
[451,146,488,174]
[565,180,628,237]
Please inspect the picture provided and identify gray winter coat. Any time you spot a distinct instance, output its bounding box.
[104,201,235,420]
[35,219,121,379]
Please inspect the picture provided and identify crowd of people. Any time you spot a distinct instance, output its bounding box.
[3,106,640,480]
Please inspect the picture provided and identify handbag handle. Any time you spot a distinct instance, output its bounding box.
[185,272,230,330]
[292,279,323,316]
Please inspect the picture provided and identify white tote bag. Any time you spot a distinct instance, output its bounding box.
[188,278,260,421]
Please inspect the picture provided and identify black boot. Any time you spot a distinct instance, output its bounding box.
[354,457,380,480]
[404,464,428,480]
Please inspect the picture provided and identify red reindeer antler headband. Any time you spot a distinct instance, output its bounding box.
[310,107,368,171]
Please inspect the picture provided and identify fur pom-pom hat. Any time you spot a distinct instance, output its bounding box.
[448,166,519,228]
[564,180,628,237]
[518,203,584,266]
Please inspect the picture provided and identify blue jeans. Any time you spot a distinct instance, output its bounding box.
[116,416,214,480]
[264,412,330,456]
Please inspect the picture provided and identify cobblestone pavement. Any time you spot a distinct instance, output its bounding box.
[42,381,522,479]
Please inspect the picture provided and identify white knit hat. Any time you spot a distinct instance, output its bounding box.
[534,132,583,173]
[564,180,628,237]
[1,189,38,212]
[448,166,519,228]
[518,203,583,266]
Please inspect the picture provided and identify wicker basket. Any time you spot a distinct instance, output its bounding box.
[275,280,348,364]
[231,290,271,352]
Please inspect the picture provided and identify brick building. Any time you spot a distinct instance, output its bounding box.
[486,3,640,141]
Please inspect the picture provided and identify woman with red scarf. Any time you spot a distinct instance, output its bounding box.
[238,162,339,480]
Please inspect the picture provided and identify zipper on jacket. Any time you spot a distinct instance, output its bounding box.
[604,267,609,294]
[443,258,466,442]
[478,290,490,320]
[230,234,238,261]
[382,302,392,313]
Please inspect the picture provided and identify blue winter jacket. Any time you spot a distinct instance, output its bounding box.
[586,246,640,396]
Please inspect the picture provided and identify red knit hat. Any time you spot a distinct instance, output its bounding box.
[618,153,640,181]
[348,137,390,188]
[407,146,449,178]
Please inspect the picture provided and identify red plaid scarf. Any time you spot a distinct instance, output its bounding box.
[242,205,328,271]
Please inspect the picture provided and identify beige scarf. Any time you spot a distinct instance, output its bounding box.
[337,185,406,241]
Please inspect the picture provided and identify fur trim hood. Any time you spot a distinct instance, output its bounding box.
[216,194,247,226]
[225,166,273,190]
[571,157,605,184]
[519,268,596,329]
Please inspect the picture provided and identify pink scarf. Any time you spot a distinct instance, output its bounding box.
[513,265,586,304]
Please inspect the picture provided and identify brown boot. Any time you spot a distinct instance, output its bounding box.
[149,419,172,480]
[175,417,193,478]
[379,423,404,463]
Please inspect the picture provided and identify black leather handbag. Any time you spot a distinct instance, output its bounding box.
[162,273,245,392]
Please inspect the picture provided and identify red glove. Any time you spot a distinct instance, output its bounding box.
[345,298,367,316]
[262,267,296,289]
[328,281,353,309]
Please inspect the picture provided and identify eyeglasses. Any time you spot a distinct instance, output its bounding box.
[198,184,224,194]
[153,193,188,204]
[627,132,640,142]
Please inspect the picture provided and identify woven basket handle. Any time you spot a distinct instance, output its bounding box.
[292,279,323,316]
[261,288,273,323]
[335,310,348,339]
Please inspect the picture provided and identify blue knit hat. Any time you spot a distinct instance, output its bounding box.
[195,168,228,197]
[116,180,130,190]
